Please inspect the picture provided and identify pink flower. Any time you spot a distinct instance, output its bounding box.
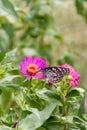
[61,64,80,87]
[20,56,46,80]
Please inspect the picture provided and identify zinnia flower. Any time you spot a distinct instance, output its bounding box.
[61,64,80,87]
[20,56,46,80]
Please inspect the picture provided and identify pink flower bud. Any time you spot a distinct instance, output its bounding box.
[61,64,80,87]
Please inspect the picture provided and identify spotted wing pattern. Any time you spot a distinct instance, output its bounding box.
[42,67,70,83]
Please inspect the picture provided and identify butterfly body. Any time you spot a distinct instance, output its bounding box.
[42,67,70,84]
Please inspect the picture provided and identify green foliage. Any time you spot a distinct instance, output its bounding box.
[0,0,18,19]
[75,0,87,22]
[0,50,86,129]
[0,49,19,114]
[18,103,57,130]
[0,0,87,130]
[0,71,86,130]
[0,126,14,130]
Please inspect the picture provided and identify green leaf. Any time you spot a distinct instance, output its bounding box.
[0,48,19,71]
[75,0,87,22]
[36,88,62,105]
[44,115,64,130]
[36,127,46,130]
[0,126,14,130]
[14,88,26,110]
[78,95,85,117]
[75,0,84,14]
[82,114,87,121]
[68,125,81,130]
[2,22,14,39]
[0,29,10,52]
[0,106,3,116]
[67,87,85,98]
[18,103,57,130]
[0,87,12,113]
[0,0,18,19]
[0,74,20,83]
[0,66,5,75]
[66,88,85,115]
[1,48,17,64]
[0,108,18,127]
[73,116,87,129]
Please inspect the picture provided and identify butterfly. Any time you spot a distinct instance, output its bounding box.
[42,67,70,84]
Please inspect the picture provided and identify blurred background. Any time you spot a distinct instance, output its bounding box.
[0,0,87,90]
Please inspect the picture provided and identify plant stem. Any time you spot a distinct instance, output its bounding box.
[64,124,67,130]
[62,96,68,130]
[16,108,22,130]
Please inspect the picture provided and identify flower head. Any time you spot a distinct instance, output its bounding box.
[20,56,46,80]
[61,64,80,87]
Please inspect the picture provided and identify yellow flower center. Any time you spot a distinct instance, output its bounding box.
[27,64,38,75]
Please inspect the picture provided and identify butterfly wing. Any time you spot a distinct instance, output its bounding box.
[42,67,69,83]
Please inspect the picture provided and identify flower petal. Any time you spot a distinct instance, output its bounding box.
[35,73,45,79]
[20,62,27,74]
[26,75,31,80]
[33,57,46,68]
[61,64,80,87]
[24,56,32,66]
